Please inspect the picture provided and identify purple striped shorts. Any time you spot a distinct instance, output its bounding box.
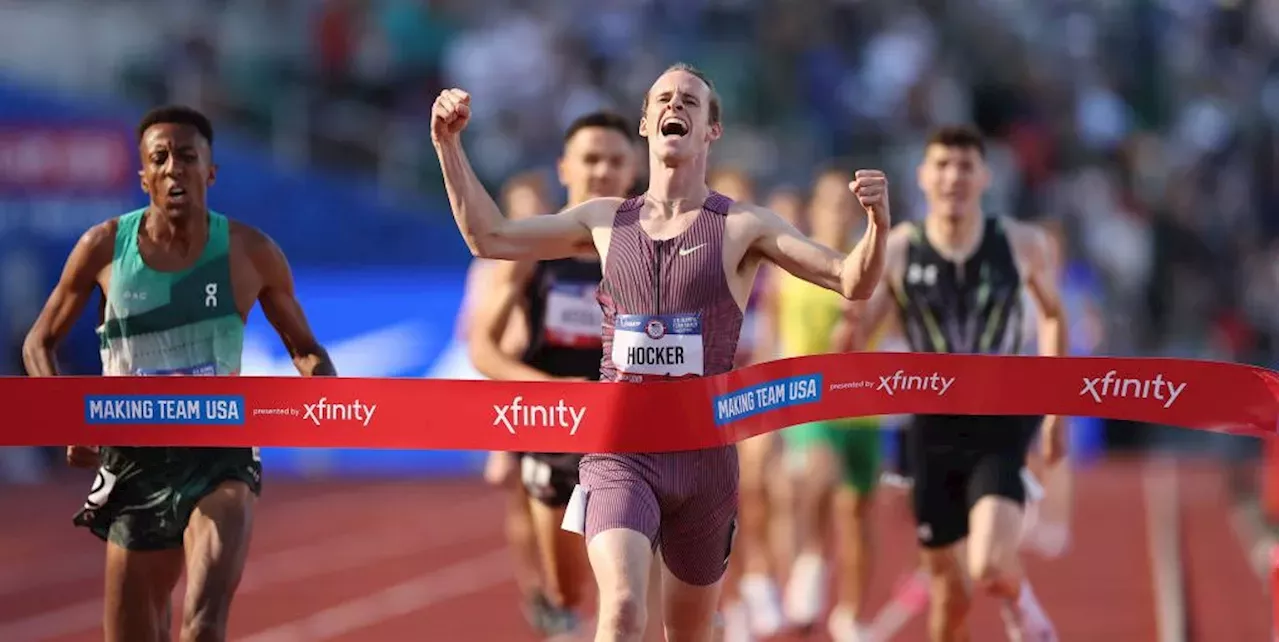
[578,445,739,586]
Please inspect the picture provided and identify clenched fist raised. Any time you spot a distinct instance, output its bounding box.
[431,88,472,144]
[848,169,891,228]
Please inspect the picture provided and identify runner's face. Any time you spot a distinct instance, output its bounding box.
[641,71,720,163]
[918,144,988,218]
[559,127,636,204]
[139,123,215,217]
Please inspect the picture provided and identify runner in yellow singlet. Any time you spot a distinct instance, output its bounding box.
[776,168,881,642]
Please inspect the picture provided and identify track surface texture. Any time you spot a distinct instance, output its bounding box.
[0,457,1268,641]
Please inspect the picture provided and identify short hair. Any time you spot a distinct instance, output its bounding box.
[137,105,214,147]
[924,125,985,156]
[642,62,722,125]
[564,110,634,144]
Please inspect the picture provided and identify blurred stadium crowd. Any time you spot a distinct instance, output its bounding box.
[0,0,1274,479]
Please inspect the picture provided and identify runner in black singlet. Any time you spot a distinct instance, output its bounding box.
[838,126,1065,642]
[469,111,638,636]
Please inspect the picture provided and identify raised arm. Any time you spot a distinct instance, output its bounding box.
[245,226,336,377]
[431,88,610,261]
[23,223,114,376]
[750,170,890,301]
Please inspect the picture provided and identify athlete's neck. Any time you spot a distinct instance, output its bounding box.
[924,209,984,262]
[143,205,209,253]
[646,158,709,215]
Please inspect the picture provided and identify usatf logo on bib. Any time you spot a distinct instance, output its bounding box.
[645,319,666,339]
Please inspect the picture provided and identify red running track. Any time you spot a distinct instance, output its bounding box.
[0,458,1268,641]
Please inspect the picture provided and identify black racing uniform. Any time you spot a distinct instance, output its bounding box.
[519,257,604,507]
[892,217,1040,548]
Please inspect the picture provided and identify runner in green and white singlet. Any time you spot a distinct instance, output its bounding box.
[23,105,334,642]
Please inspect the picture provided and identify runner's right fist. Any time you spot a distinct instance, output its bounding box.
[66,445,100,469]
[431,88,472,143]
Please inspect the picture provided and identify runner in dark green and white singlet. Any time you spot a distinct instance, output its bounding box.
[23,105,334,642]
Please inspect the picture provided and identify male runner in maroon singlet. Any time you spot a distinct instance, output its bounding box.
[430,63,892,642]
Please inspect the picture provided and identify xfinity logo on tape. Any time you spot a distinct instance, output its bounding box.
[1080,371,1186,409]
[713,373,823,426]
[493,396,587,435]
[302,398,377,427]
[877,370,955,396]
[84,395,245,425]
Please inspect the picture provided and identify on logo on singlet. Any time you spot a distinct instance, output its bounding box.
[544,283,603,348]
[612,313,703,377]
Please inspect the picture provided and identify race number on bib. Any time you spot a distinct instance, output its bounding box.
[544,283,603,348]
[612,314,703,377]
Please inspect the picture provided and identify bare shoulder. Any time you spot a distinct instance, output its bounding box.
[574,196,629,229]
[80,218,119,253]
[228,219,283,258]
[885,220,916,259]
[1000,217,1052,264]
[72,219,119,272]
[728,200,774,223]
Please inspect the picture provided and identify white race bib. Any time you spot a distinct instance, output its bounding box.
[544,283,603,348]
[611,314,703,377]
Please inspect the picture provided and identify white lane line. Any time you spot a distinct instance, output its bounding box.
[1144,456,1187,642]
[238,549,512,642]
[0,490,502,641]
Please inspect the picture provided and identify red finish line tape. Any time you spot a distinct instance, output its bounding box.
[4,353,1275,452]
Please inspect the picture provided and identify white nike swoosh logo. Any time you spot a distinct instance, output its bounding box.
[678,243,706,257]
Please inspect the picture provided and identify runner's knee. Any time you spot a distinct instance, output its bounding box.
[590,529,656,640]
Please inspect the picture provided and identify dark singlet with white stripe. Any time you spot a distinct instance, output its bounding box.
[598,192,743,382]
[893,216,1035,448]
[893,217,1024,356]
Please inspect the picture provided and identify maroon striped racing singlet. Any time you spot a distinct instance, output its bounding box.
[575,191,742,587]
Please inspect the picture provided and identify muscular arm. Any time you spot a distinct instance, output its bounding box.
[22,223,114,376]
[468,259,555,380]
[434,139,612,260]
[247,229,336,377]
[749,205,889,301]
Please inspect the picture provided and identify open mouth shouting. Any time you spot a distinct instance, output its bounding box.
[660,117,689,140]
